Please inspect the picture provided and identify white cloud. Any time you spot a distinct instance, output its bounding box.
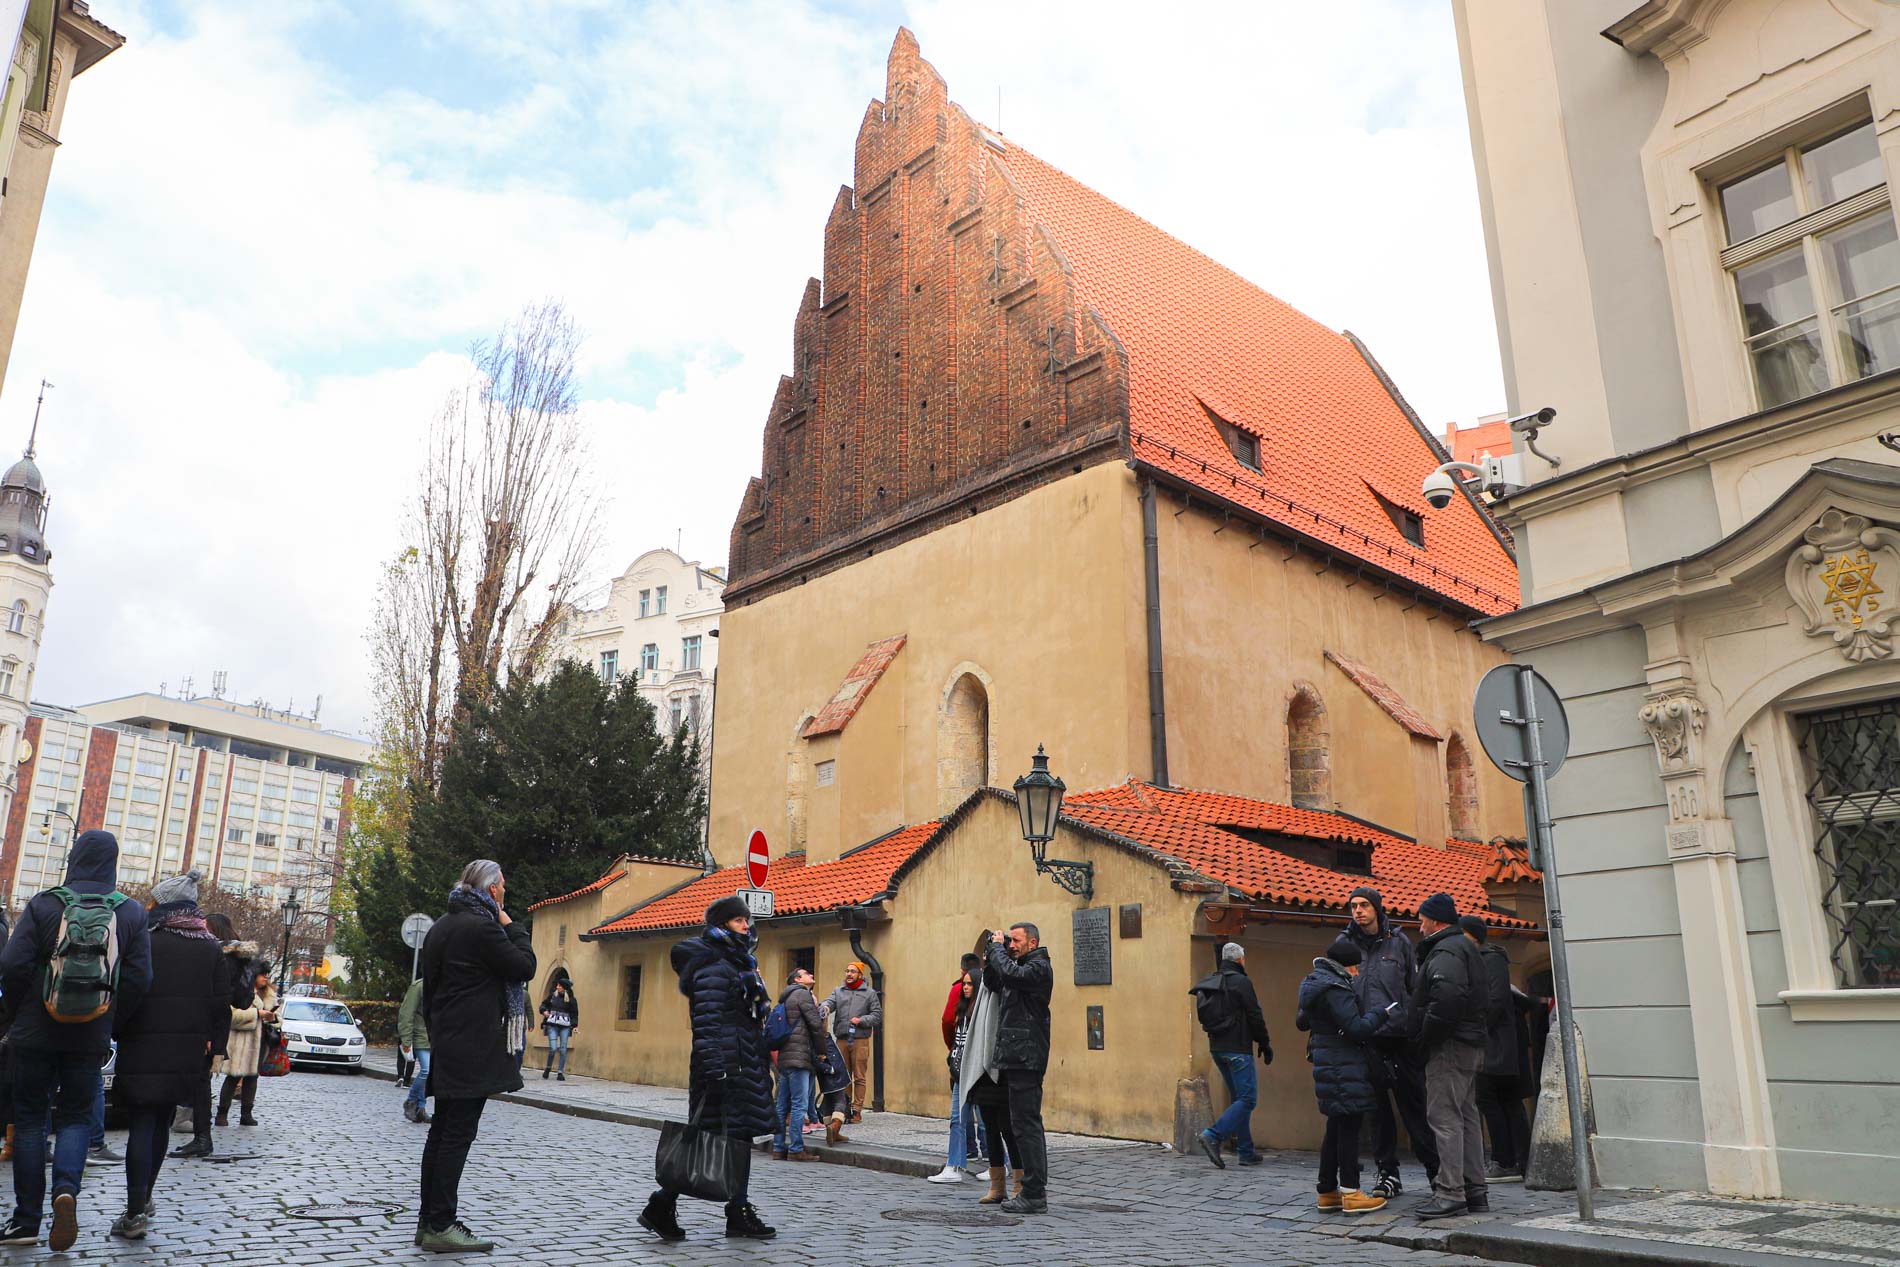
[2,0,1502,737]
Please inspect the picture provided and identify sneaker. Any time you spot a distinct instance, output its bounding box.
[1236,1153,1263,1167]
[556,1073,565,1081]
[1317,1191,1343,1211]
[1341,1190,1388,1215]
[417,1220,495,1253]
[1197,1130,1226,1170]
[1370,1173,1403,1200]
[999,1193,1047,1214]
[49,1192,77,1253]
[109,1210,149,1240]
[926,1166,965,1184]
[1415,1197,1469,1221]
[0,1217,36,1245]
[88,1143,125,1165]
[1485,1162,1523,1184]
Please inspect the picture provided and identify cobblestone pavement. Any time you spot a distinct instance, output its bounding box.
[1513,1191,1900,1265]
[11,1067,1517,1266]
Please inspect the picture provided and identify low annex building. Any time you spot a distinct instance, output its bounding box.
[535,30,1544,1146]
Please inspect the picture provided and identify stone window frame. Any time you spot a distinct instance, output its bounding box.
[1745,668,1900,1022]
[1652,70,1900,430]
[1286,682,1332,810]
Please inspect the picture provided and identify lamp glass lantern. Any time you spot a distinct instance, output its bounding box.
[281,889,301,929]
[1013,744,1066,854]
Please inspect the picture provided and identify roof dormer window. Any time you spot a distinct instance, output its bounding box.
[1200,401,1261,471]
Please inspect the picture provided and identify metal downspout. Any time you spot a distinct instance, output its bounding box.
[1140,476,1171,788]
[847,926,886,1112]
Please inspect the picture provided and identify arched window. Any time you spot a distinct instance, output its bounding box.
[938,671,991,812]
[6,601,23,635]
[1446,732,1480,839]
[1287,684,1332,810]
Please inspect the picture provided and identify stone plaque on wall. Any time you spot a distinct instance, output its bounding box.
[1119,903,1143,938]
[1086,1005,1105,1050]
[1072,907,1112,986]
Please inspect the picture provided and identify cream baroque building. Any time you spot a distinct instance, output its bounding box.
[1458,0,1900,1204]
[551,548,723,749]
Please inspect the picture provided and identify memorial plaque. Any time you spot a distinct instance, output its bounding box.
[1072,907,1112,986]
[1086,1005,1104,1050]
[1119,903,1143,938]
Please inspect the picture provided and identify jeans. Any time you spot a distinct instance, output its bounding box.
[1319,1112,1364,1192]
[948,1077,970,1169]
[544,1028,570,1074]
[124,1105,172,1215]
[1369,1041,1439,1180]
[1207,1051,1259,1160]
[773,1068,812,1155]
[406,1049,431,1112]
[1002,1070,1047,1198]
[90,1075,105,1150]
[11,1049,98,1226]
[419,1095,487,1232]
[1425,1042,1487,1203]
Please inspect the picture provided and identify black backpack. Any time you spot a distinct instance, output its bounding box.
[1190,972,1237,1034]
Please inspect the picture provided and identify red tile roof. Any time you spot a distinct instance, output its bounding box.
[1064,781,1535,928]
[802,635,906,739]
[996,142,1518,615]
[529,866,625,912]
[1325,651,1444,741]
[586,821,942,937]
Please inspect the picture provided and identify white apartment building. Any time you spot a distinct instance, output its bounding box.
[552,548,723,746]
[4,693,370,929]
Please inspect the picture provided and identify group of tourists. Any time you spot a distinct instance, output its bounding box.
[1193,884,1544,1221]
[0,831,282,1252]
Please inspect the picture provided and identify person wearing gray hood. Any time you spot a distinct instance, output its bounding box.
[0,830,152,1252]
[1343,886,1438,1200]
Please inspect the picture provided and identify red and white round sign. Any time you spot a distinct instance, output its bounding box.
[746,829,770,890]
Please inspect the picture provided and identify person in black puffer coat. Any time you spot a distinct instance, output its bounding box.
[111,872,225,1241]
[638,896,777,1244]
[1297,936,1398,1214]
[983,922,1053,1215]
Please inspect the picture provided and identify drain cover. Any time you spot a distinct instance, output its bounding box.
[882,1208,1022,1227]
[285,1202,405,1220]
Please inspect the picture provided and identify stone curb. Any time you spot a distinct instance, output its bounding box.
[1446,1224,1835,1267]
[361,1063,939,1178]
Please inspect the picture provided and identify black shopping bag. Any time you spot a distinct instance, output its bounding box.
[654,1101,750,1204]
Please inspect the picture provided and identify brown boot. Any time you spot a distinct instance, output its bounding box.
[977,1167,1006,1205]
[825,1115,848,1146]
[1,1125,12,1162]
[771,1151,787,1161]
[1011,1169,1025,1198]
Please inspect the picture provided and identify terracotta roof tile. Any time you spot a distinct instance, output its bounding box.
[1324,651,1444,741]
[529,866,624,912]
[802,635,906,738]
[1065,781,1534,928]
[995,144,1518,616]
[587,821,941,937]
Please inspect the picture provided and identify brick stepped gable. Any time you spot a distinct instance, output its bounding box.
[725,29,1130,601]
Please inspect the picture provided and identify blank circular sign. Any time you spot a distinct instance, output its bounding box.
[1472,664,1570,783]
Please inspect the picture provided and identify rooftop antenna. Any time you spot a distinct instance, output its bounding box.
[211,670,227,699]
[313,694,322,723]
[179,674,193,699]
[25,379,50,458]
[997,86,1002,132]
[159,680,167,698]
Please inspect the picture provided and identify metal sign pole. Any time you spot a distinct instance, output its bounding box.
[1517,666,1595,1222]
[412,942,420,984]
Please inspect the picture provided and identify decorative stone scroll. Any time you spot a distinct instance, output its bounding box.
[1638,691,1706,776]
[1786,509,1900,663]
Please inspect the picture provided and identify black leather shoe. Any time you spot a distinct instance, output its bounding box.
[1465,1193,1491,1214]
[1416,1197,1469,1221]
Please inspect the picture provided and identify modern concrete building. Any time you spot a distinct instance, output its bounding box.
[1456,0,1900,1204]
[550,547,722,750]
[2,693,369,927]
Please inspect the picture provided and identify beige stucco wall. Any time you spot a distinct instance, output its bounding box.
[1154,491,1523,844]
[711,461,1149,867]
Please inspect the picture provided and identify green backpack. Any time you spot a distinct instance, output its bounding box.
[41,888,128,1024]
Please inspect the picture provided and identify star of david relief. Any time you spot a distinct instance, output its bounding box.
[1786,509,1900,662]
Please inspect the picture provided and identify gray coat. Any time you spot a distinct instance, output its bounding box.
[775,983,826,1071]
[825,980,881,1042]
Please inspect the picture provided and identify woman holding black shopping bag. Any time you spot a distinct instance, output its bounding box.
[638,896,778,1243]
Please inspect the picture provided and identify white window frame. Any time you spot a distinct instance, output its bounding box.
[6,601,24,634]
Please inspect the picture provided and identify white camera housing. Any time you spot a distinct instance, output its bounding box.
[1421,454,1528,507]
[1422,469,1461,510]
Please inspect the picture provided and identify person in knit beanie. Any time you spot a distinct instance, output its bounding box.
[1297,930,1401,1214]
[1342,885,1437,1200]
[824,962,881,1123]
[1410,891,1490,1221]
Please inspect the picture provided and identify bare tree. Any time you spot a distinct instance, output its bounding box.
[368,300,602,793]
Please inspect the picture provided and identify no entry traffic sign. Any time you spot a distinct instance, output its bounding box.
[746,829,770,890]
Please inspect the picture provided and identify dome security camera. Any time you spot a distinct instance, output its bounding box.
[1422,467,1462,510]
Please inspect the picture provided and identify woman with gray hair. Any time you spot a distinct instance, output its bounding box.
[414,859,536,1254]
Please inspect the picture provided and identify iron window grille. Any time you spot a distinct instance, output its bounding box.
[1798,700,1900,988]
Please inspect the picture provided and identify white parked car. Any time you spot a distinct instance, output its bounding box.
[281,999,367,1072]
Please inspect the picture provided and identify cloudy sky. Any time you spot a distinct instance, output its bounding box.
[9,0,1502,738]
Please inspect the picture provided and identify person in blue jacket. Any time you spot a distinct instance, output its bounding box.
[1296,935,1398,1216]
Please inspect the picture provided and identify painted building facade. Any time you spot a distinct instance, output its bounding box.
[1456,0,1900,1204]
[535,31,1544,1145]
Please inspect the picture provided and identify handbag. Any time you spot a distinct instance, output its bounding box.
[654,1095,750,1204]
[258,1033,291,1078]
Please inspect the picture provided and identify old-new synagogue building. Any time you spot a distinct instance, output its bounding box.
[531,31,1544,1146]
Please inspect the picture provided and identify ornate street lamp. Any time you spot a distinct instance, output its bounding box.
[277,888,301,997]
[1013,745,1091,899]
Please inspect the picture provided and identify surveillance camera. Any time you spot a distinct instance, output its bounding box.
[1507,406,1557,432]
[1422,468,1461,510]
